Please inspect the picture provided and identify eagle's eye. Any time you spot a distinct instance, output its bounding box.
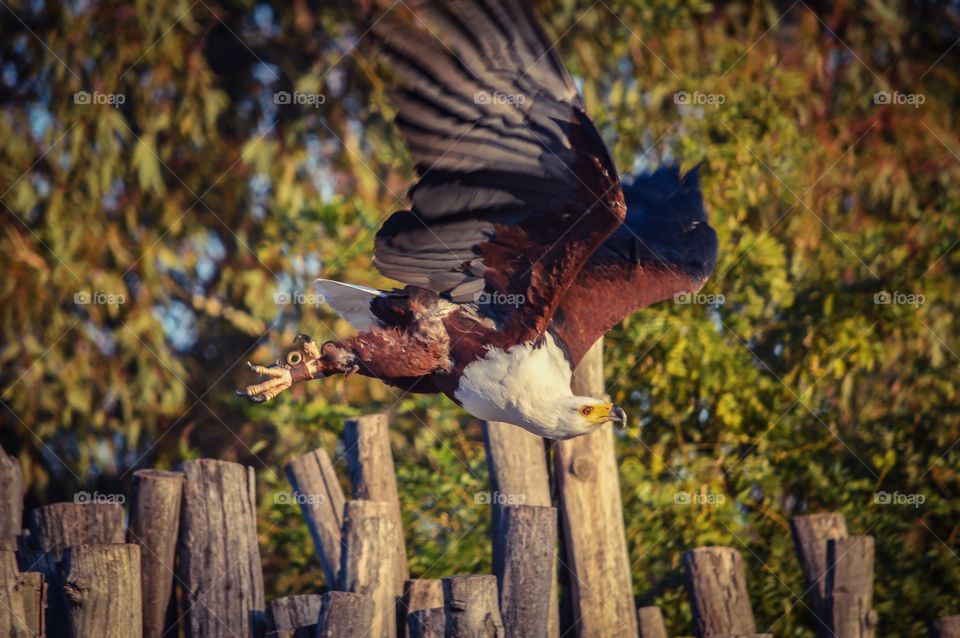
[579,405,594,417]
[286,351,303,366]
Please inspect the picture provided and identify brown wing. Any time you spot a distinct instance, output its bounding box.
[551,166,718,367]
[370,0,626,342]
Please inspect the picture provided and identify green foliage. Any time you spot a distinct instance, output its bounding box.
[1,1,958,636]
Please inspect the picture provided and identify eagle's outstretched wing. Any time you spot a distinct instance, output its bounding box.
[550,166,718,367]
[370,0,626,341]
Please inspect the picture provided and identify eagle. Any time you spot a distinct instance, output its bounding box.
[239,0,717,440]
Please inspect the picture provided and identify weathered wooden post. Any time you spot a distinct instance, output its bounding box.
[17,570,46,637]
[62,543,142,638]
[285,447,345,588]
[29,502,125,559]
[400,579,444,638]
[316,591,374,637]
[0,550,30,638]
[683,547,757,638]
[554,341,638,637]
[931,616,960,637]
[344,413,410,595]
[408,608,445,638]
[826,535,876,638]
[482,420,559,638]
[0,446,22,550]
[790,513,847,637]
[178,459,266,638]
[637,606,668,638]
[339,499,398,638]
[442,575,504,638]
[128,469,182,638]
[268,594,323,634]
[494,504,556,638]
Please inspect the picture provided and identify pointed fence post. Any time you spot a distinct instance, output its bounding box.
[494,504,556,638]
[339,500,398,638]
[442,575,504,638]
[62,543,142,638]
[791,513,848,637]
[683,547,757,638]
[827,535,876,638]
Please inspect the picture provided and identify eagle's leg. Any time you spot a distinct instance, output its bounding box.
[237,334,359,403]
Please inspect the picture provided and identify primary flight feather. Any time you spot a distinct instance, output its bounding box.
[239,0,718,439]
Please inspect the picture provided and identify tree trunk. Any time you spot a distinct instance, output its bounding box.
[400,579,444,638]
[62,544,142,638]
[931,616,960,638]
[268,595,322,632]
[0,550,30,638]
[494,504,556,638]
[554,341,638,638]
[178,459,266,638]
[442,575,504,638]
[482,420,559,638]
[128,469,183,638]
[29,503,124,560]
[315,591,374,638]
[344,413,409,595]
[790,513,847,637]
[826,536,876,638]
[408,608,445,638]
[637,606,668,638]
[683,547,757,638]
[0,446,22,550]
[339,500,398,638]
[284,448,345,589]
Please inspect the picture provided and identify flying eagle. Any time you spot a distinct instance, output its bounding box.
[239,0,717,439]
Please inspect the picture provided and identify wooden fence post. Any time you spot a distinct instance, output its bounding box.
[790,513,847,637]
[285,448,345,588]
[826,535,876,638]
[931,616,960,638]
[316,591,374,637]
[17,570,46,637]
[178,459,266,638]
[268,594,323,634]
[494,504,556,638]
[400,579,444,638]
[62,543,142,638]
[344,413,409,596]
[339,499,398,638]
[0,550,30,638]
[482,420,559,638]
[408,608,445,638]
[128,469,182,638]
[29,503,125,559]
[0,446,22,550]
[683,547,757,638]
[554,340,638,637]
[442,575,504,638]
[637,606,668,638]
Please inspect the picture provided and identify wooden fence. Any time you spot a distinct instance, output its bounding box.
[0,347,957,637]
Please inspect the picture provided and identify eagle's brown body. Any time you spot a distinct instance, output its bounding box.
[240,0,718,438]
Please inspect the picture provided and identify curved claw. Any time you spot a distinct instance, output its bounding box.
[239,362,294,402]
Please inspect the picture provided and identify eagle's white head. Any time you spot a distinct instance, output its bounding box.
[547,396,627,439]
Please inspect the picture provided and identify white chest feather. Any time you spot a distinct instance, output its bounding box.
[454,334,575,437]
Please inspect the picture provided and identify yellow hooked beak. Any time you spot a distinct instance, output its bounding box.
[580,403,628,427]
